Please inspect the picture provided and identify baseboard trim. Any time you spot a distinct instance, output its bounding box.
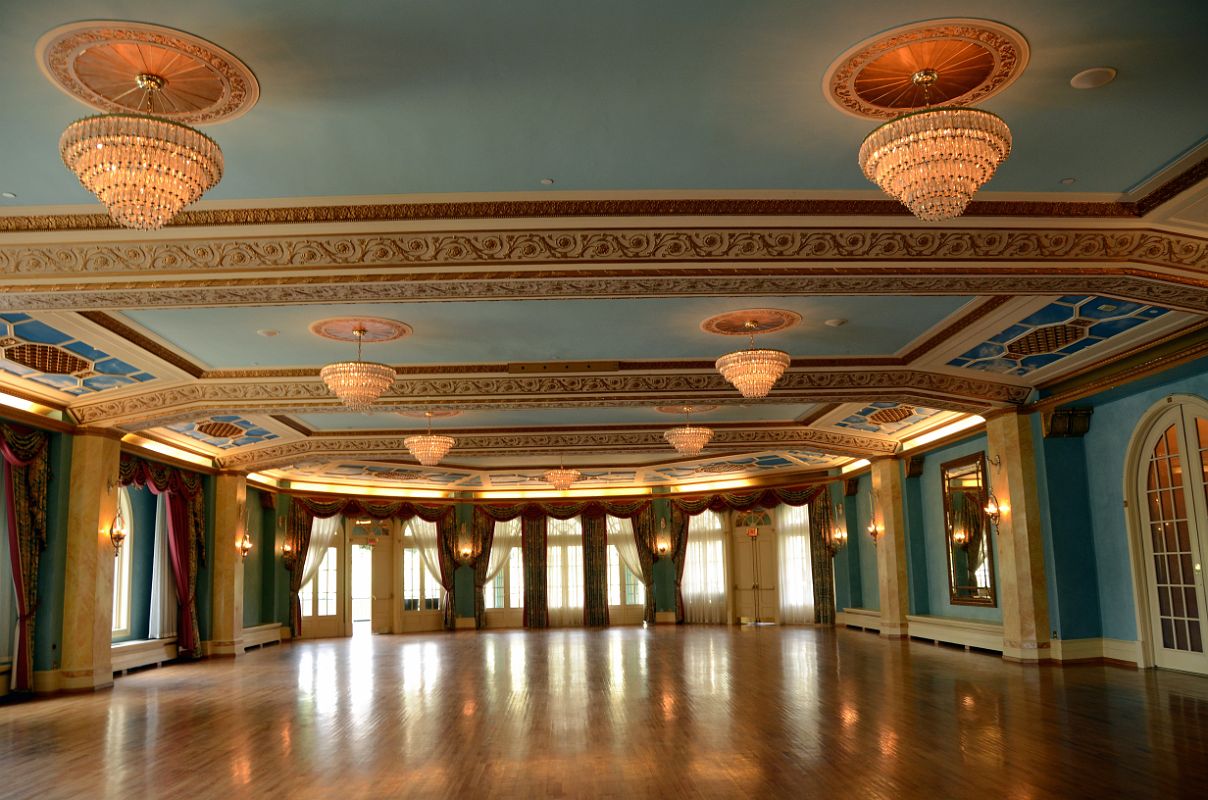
[1049,637,1141,668]
[837,608,881,632]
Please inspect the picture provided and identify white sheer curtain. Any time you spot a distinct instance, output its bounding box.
[485,517,521,583]
[606,515,643,580]
[301,515,343,591]
[546,516,584,627]
[148,493,178,639]
[683,510,728,623]
[405,518,445,590]
[777,504,815,624]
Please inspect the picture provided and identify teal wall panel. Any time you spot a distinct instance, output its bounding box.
[831,481,861,610]
[653,557,676,612]
[918,435,1001,622]
[901,461,930,616]
[33,430,70,673]
[243,489,263,627]
[455,565,476,617]
[852,473,878,611]
[1081,366,1208,641]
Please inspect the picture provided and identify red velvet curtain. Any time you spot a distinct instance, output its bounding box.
[0,423,49,691]
[118,454,206,658]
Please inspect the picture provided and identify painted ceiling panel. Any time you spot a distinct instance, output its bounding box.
[122,296,971,368]
[0,313,157,396]
[2,1,1206,207]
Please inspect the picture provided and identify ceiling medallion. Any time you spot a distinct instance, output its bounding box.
[319,325,395,412]
[823,19,1029,121]
[663,406,714,456]
[43,22,256,229]
[832,20,1023,221]
[404,411,456,467]
[714,320,791,399]
[310,317,412,342]
[701,309,801,336]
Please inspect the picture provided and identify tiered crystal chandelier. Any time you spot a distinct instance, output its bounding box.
[59,74,224,230]
[858,68,1011,222]
[319,326,396,412]
[404,411,456,467]
[544,455,581,491]
[715,321,791,399]
[663,406,714,455]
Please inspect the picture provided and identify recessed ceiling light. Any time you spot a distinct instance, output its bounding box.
[539,178,555,185]
[257,329,279,337]
[1070,67,1117,90]
[824,319,848,328]
[0,192,15,199]
[1059,177,1077,185]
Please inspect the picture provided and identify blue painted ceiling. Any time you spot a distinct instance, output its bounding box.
[1,0,1206,206]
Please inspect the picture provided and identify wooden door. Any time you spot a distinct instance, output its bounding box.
[732,525,778,623]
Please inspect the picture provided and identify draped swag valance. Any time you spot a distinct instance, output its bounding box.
[118,453,207,658]
[1,422,51,691]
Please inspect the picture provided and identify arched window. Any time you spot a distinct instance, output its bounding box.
[111,486,135,637]
[547,517,584,626]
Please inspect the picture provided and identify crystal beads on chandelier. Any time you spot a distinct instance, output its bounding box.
[60,111,224,230]
[858,106,1011,222]
[543,466,581,491]
[715,345,791,399]
[319,326,395,412]
[664,406,713,455]
[404,411,456,466]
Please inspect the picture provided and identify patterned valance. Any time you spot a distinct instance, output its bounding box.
[119,453,204,498]
[293,496,452,522]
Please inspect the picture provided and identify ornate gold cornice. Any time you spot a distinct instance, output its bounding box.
[215,426,896,470]
[68,368,1020,428]
[3,227,1207,312]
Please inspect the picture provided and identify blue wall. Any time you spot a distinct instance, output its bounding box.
[901,461,929,616]
[243,488,264,627]
[1079,365,1208,641]
[831,481,862,610]
[917,435,1001,622]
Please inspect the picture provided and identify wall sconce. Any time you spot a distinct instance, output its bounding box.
[282,542,297,569]
[108,503,128,559]
[238,534,253,560]
[867,490,883,545]
[656,517,671,556]
[984,491,1006,531]
[830,525,849,553]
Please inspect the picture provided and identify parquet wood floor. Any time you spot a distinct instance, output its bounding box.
[3,627,1208,799]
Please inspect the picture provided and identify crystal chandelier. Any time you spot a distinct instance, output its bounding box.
[715,321,791,399]
[404,411,456,466]
[544,455,581,491]
[319,326,396,412]
[59,73,224,230]
[857,69,1011,222]
[664,406,714,455]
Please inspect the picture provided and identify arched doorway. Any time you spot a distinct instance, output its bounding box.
[1124,395,1208,674]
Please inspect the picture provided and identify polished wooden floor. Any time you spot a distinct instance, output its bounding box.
[3,627,1208,799]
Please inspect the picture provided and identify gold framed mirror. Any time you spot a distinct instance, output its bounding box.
[941,452,996,606]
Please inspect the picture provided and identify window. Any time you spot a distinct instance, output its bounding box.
[401,520,442,612]
[683,510,727,623]
[111,487,134,636]
[607,544,645,607]
[299,547,337,617]
[777,504,815,624]
[546,516,584,626]
[483,518,524,610]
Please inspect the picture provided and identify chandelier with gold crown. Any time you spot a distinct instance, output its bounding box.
[320,326,396,412]
[857,68,1012,221]
[664,406,714,455]
[715,321,791,399]
[404,411,457,467]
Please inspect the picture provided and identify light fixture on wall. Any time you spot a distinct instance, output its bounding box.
[320,325,396,412]
[858,68,1012,221]
[951,524,969,547]
[715,321,791,399]
[404,410,457,466]
[819,487,847,556]
[237,533,253,560]
[663,406,714,455]
[281,542,297,570]
[108,502,129,558]
[866,490,883,545]
[984,452,1006,531]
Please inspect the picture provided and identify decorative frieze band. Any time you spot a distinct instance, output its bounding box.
[68,368,1021,427]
